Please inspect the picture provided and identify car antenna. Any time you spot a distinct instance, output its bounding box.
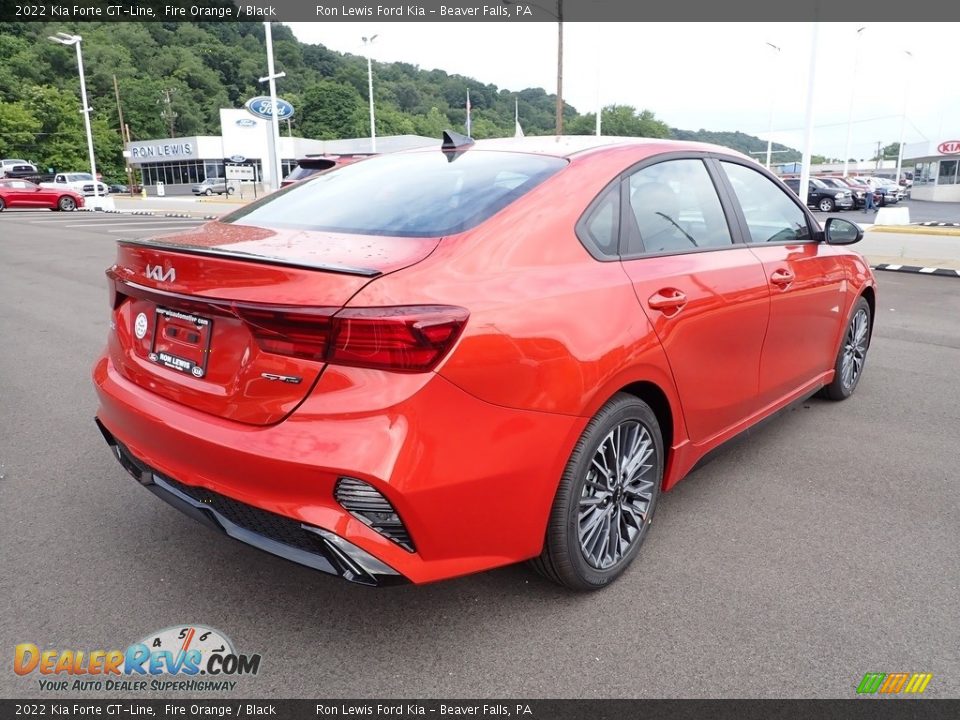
[441,130,474,162]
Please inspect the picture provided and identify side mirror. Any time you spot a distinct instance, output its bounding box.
[824,217,863,245]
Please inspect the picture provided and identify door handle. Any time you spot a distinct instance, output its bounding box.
[770,269,795,287]
[647,289,688,312]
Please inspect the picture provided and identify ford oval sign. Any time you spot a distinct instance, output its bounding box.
[235,118,257,128]
[937,140,960,155]
[229,155,246,163]
[244,96,294,121]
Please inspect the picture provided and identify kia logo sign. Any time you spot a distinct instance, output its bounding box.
[235,118,257,128]
[244,96,294,121]
[937,140,960,155]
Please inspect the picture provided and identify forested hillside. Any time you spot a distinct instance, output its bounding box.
[0,21,800,180]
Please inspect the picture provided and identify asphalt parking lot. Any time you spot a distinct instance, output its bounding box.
[1,209,958,699]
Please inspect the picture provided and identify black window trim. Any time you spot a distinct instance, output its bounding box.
[709,157,824,247]
[574,178,622,262]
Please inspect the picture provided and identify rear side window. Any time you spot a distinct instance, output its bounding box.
[721,162,812,244]
[624,159,733,256]
[576,183,620,258]
[224,151,567,238]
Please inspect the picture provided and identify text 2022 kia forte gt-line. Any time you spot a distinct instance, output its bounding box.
[93,134,876,590]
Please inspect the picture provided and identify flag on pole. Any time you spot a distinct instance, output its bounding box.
[465,90,472,137]
[514,98,524,138]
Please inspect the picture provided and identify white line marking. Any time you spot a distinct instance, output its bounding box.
[919,267,936,273]
[106,226,201,233]
[55,220,203,228]
[885,264,903,270]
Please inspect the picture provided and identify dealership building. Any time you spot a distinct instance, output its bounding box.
[903,138,960,202]
[125,108,436,195]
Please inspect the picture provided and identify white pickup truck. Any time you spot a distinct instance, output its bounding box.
[41,173,109,197]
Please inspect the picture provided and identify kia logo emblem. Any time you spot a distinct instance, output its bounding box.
[937,141,960,155]
[145,265,176,282]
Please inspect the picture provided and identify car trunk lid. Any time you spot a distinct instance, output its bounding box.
[106,221,439,425]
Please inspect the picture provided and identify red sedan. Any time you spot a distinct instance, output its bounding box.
[93,135,876,590]
[0,179,84,211]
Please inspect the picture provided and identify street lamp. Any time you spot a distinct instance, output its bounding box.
[842,26,867,178]
[504,0,563,135]
[894,50,914,188]
[47,32,100,204]
[764,42,781,170]
[362,35,378,153]
[259,22,286,193]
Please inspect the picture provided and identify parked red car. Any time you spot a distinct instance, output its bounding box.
[93,135,876,590]
[0,178,84,211]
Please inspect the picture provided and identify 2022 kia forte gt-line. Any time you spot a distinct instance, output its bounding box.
[93,134,876,590]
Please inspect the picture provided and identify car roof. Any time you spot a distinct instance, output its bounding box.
[405,135,754,162]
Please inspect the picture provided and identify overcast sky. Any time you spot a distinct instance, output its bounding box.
[288,22,959,159]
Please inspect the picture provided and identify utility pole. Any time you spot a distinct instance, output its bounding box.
[555,0,563,135]
[160,88,177,137]
[113,75,134,196]
[875,140,882,171]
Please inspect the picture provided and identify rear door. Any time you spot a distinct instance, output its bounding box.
[716,160,847,405]
[618,156,771,444]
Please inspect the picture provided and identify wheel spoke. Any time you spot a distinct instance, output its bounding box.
[578,419,659,570]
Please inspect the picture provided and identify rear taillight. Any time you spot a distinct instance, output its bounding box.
[231,305,336,362]
[235,304,467,372]
[329,306,468,372]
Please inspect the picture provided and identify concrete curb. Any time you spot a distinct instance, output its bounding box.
[870,225,960,237]
[872,263,960,278]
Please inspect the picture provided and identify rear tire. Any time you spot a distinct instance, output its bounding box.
[821,296,871,401]
[0,198,5,211]
[531,393,663,591]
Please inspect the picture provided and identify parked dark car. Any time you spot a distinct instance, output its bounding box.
[109,183,129,194]
[817,177,880,209]
[784,177,855,212]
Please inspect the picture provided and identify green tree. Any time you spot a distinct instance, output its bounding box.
[299,80,364,139]
[0,102,41,158]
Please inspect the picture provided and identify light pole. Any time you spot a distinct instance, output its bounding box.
[362,35,378,153]
[894,50,913,188]
[259,22,286,192]
[798,21,820,209]
[764,42,781,170]
[48,32,100,204]
[843,26,867,178]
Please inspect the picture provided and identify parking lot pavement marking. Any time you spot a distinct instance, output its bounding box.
[106,225,201,233]
[56,220,205,228]
[872,263,960,278]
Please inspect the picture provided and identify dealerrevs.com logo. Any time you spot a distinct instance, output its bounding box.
[14,624,262,692]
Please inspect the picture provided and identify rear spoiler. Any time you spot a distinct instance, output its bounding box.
[118,238,382,278]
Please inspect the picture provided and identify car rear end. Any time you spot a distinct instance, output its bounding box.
[93,146,579,585]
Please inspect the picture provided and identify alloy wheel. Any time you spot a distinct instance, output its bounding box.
[578,421,657,570]
[840,308,869,390]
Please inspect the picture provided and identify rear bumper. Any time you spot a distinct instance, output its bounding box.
[97,419,406,586]
[93,354,584,584]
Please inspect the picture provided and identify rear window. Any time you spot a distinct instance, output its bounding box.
[223,150,567,238]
